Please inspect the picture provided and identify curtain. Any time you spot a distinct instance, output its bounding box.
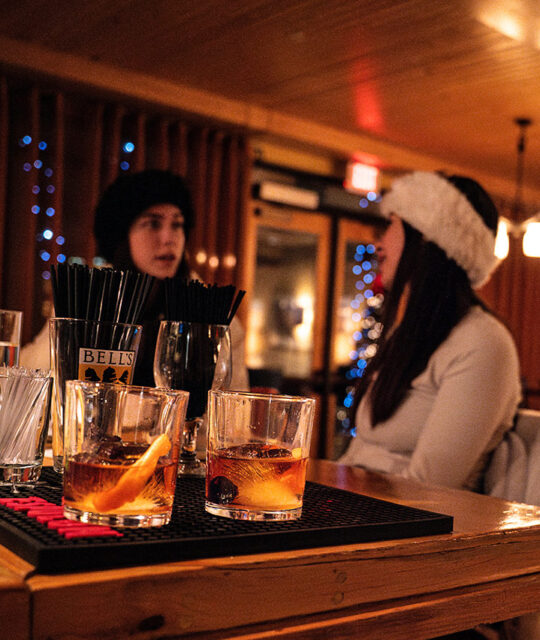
[0,76,251,346]
[479,202,540,409]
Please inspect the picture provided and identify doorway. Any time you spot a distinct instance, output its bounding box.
[244,201,380,458]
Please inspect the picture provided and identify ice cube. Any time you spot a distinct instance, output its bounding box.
[95,436,124,460]
[88,437,146,463]
[263,447,291,458]
[228,444,291,459]
[228,444,263,458]
[73,452,97,465]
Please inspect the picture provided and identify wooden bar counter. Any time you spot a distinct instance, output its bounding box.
[2,459,540,640]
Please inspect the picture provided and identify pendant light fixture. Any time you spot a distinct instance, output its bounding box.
[495,118,540,259]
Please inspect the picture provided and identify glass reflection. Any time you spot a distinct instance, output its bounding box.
[247,226,318,378]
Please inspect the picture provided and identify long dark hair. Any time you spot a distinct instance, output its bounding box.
[354,174,498,426]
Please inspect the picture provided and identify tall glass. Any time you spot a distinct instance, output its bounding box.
[63,381,189,527]
[49,318,142,473]
[0,309,22,367]
[153,321,231,476]
[205,390,316,521]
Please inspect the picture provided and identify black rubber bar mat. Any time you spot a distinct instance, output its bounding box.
[0,467,453,574]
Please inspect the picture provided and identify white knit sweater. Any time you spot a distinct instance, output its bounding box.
[339,306,521,491]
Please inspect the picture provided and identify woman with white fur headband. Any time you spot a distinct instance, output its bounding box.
[339,171,521,492]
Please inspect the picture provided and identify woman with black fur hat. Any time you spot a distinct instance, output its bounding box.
[339,171,521,492]
[93,170,193,281]
[21,170,249,392]
[93,169,248,389]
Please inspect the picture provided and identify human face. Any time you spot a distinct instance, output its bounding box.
[377,214,405,290]
[128,203,186,279]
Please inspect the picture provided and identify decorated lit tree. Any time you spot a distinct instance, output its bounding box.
[334,246,385,457]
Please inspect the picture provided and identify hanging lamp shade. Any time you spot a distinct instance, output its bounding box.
[494,218,510,260]
[522,218,540,257]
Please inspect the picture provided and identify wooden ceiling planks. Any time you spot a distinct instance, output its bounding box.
[1,0,540,203]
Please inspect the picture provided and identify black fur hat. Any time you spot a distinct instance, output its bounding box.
[94,170,194,264]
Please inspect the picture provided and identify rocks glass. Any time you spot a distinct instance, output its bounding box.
[205,390,315,521]
[63,381,189,528]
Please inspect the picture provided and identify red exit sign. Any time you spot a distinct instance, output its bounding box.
[345,162,379,193]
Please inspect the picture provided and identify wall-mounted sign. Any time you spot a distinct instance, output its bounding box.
[344,162,379,193]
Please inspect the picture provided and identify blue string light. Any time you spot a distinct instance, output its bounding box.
[337,234,384,437]
[22,136,60,271]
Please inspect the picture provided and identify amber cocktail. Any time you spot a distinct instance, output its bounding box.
[63,381,188,528]
[206,444,308,512]
[205,391,315,521]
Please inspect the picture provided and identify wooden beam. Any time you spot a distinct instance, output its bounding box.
[1,35,538,203]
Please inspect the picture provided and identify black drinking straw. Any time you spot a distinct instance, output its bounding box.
[226,289,246,324]
[84,268,95,322]
[50,265,59,316]
[164,278,246,325]
[132,274,154,325]
[49,264,155,351]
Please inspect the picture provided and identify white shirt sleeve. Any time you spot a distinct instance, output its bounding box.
[339,309,521,492]
[405,328,520,488]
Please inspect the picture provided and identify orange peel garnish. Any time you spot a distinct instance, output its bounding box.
[92,433,171,512]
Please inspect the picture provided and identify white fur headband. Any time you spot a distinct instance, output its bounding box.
[380,171,498,288]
